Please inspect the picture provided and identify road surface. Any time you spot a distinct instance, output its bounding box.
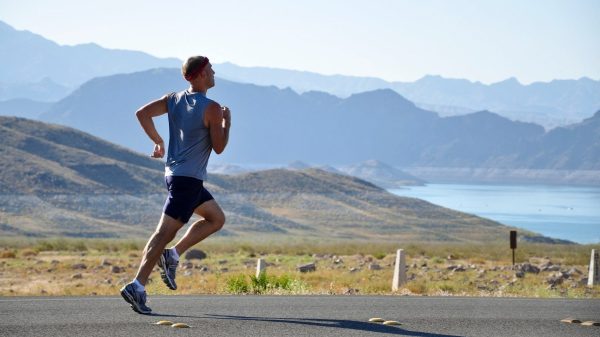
[0,295,598,336]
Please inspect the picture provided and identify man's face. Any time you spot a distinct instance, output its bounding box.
[205,63,215,88]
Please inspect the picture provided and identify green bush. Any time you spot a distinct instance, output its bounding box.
[430,256,445,264]
[225,274,249,294]
[373,252,387,260]
[437,282,456,292]
[250,273,269,293]
[31,238,90,252]
[271,274,293,290]
[227,273,298,294]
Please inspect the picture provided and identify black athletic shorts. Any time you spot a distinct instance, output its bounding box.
[162,176,214,223]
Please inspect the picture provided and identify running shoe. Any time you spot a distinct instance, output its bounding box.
[158,248,179,290]
[120,283,152,314]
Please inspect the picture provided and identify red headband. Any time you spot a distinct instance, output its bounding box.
[184,57,209,81]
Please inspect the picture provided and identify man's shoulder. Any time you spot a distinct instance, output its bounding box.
[203,101,224,125]
[168,90,185,100]
[206,99,220,108]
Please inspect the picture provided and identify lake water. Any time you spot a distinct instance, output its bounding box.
[389,184,600,244]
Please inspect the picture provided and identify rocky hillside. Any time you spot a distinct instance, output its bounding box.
[0,116,555,243]
[0,116,162,194]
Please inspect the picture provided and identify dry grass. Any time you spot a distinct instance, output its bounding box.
[0,250,16,259]
[0,239,598,298]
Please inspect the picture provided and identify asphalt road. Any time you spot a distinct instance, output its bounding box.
[0,295,599,337]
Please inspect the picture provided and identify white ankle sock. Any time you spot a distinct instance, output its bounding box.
[169,247,180,261]
[132,279,145,291]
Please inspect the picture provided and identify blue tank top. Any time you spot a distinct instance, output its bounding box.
[165,90,214,180]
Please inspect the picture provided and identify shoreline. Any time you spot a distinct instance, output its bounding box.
[402,167,600,186]
[388,183,600,245]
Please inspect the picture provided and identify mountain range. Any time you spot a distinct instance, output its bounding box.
[0,21,598,186]
[1,20,599,129]
[1,116,561,243]
[214,63,600,128]
[0,20,180,101]
[25,68,599,182]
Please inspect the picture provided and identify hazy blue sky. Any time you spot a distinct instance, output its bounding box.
[1,0,598,84]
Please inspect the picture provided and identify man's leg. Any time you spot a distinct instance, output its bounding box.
[172,200,225,256]
[135,213,184,285]
[121,213,183,314]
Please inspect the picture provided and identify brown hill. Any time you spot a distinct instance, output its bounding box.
[0,116,554,242]
[0,116,162,194]
[212,169,514,242]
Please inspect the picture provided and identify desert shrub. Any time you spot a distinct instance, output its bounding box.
[20,249,38,257]
[437,282,456,292]
[373,252,387,260]
[228,273,299,294]
[0,250,16,258]
[430,256,445,264]
[226,274,249,294]
[33,238,87,252]
[405,281,427,294]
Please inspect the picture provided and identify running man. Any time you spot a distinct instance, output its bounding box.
[120,55,231,314]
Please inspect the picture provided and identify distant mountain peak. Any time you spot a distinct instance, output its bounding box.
[363,159,385,166]
[492,77,522,87]
[72,42,103,49]
[360,160,401,170]
[301,90,339,99]
[0,20,181,88]
[460,110,508,121]
[580,110,600,124]
[471,109,494,116]
[288,160,311,170]
[0,20,13,30]
[416,74,443,82]
[346,88,415,107]
[339,159,425,188]
[415,74,481,86]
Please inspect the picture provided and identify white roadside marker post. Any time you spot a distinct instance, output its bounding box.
[256,258,266,278]
[392,249,406,291]
[588,249,599,287]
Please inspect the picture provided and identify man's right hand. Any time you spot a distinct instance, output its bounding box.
[152,142,165,158]
[221,106,231,128]
[136,95,168,158]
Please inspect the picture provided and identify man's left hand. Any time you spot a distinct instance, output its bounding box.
[152,142,165,158]
[221,106,231,128]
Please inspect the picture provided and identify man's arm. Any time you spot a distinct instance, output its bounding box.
[204,102,231,154]
[136,95,168,158]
